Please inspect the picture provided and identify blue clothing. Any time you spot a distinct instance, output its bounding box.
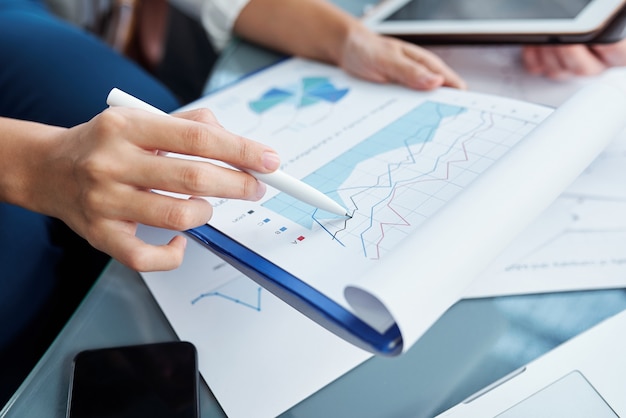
[0,0,181,404]
[0,0,180,127]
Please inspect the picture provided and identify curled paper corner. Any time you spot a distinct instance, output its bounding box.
[344,285,404,356]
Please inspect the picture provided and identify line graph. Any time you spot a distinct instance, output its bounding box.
[263,99,539,259]
[202,61,552,274]
[500,197,626,274]
[465,196,626,298]
[190,276,263,312]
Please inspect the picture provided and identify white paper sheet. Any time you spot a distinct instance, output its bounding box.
[346,73,626,351]
[464,194,626,298]
[424,46,626,299]
[139,225,370,418]
[138,52,626,417]
[155,57,618,353]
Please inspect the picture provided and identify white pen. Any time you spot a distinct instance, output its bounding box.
[106,88,351,217]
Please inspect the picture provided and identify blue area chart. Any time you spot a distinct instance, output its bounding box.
[256,98,532,260]
[248,77,350,113]
[242,76,530,260]
[264,101,464,227]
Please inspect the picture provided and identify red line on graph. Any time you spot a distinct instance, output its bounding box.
[369,114,495,259]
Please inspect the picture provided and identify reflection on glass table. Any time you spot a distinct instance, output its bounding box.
[3,258,625,418]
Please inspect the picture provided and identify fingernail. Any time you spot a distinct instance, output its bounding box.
[262,151,281,171]
[604,51,624,67]
[422,72,440,81]
[255,181,267,200]
[417,73,443,89]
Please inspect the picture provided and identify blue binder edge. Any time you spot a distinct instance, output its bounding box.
[187,224,403,356]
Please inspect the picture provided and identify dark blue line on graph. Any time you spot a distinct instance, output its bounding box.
[263,100,465,231]
[313,209,347,247]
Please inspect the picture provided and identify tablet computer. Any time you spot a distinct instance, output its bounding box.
[362,0,626,44]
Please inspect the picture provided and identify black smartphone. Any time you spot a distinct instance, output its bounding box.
[66,341,199,418]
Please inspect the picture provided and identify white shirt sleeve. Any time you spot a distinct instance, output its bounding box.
[168,0,251,51]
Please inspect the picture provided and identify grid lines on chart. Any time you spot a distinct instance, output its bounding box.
[264,99,539,260]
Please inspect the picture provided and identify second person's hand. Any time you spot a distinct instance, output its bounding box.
[233,0,466,92]
[337,23,467,91]
[522,39,626,79]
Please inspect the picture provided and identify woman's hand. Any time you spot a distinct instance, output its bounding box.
[234,0,466,91]
[7,108,280,272]
[522,39,626,79]
[337,24,467,91]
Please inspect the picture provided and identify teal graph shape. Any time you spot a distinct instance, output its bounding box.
[249,77,349,114]
[263,100,465,228]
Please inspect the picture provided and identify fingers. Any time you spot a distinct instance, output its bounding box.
[173,107,223,127]
[56,106,283,273]
[82,157,267,234]
[400,43,467,90]
[551,45,605,76]
[522,45,607,79]
[361,37,467,90]
[115,148,268,201]
[93,107,276,202]
[591,39,626,66]
[105,191,216,231]
[522,46,543,75]
[338,27,466,91]
[105,229,189,272]
[105,107,280,175]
